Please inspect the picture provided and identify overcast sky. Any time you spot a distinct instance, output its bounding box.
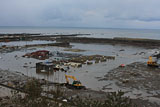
[0,0,160,29]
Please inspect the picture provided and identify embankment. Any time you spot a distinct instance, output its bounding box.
[56,37,160,48]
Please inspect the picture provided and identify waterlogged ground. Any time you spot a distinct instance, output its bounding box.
[0,41,149,87]
[1,40,159,106]
[100,62,160,106]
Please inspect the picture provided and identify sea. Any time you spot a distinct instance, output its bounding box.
[0,26,160,39]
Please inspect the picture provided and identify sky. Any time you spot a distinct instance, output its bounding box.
[0,0,160,29]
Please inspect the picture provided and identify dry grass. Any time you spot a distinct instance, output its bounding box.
[63,48,86,52]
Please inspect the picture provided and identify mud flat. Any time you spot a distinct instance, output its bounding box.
[56,37,160,48]
[0,42,70,53]
[100,62,160,106]
[0,69,108,106]
[0,68,158,107]
[0,69,28,90]
[25,42,70,48]
[63,48,86,52]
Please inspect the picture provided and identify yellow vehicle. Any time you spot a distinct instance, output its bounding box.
[65,75,85,89]
[147,56,158,67]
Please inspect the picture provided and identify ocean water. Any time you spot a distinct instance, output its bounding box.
[0,26,160,39]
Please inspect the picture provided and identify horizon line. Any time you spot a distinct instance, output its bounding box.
[0,26,160,30]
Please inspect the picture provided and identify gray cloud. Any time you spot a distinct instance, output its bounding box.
[0,0,160,29]
[105,15,160,22]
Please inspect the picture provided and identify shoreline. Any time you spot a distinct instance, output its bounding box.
[56,37,160,48]
[0,33,159,48]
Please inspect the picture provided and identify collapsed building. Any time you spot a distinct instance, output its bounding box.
[36,62,69,74]
[23,50,50,60]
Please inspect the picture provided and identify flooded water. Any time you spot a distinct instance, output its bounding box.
[0,41,149,91]
[0,40,54,46]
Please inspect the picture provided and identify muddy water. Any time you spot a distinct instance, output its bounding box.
[0,41,150,91]
[0,40,54,46]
